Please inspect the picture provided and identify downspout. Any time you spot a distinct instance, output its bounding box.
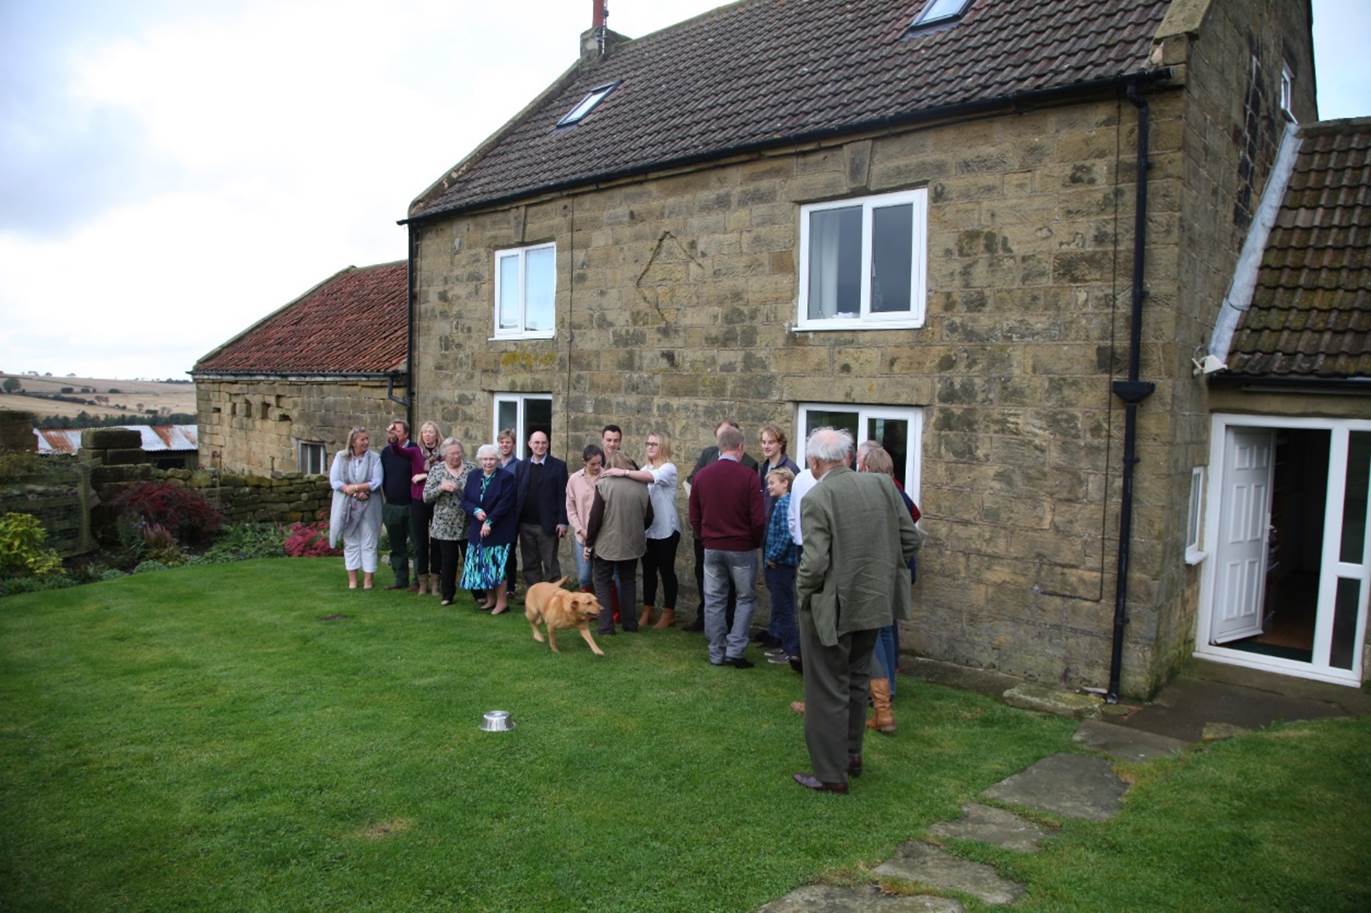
[387,225,417,429]
[1107,80,1157,703]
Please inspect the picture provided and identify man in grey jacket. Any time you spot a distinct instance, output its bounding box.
[792,427,922,794]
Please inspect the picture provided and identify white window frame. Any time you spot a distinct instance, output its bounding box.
[795,403,922,504]
[1185,466,1207,565]
[492,242,556,341]
[911,0,972,29]
[1280,63,1295,122]
[298,441,326,475]
[493,393,553,461]
[557,83,617,127]
[796,188,927,332]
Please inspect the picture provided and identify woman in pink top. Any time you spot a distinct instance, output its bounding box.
[564,444,605,591]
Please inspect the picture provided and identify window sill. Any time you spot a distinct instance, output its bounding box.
[490,332,556,342]
[793,317,923,332]
[1184,547,1207,566]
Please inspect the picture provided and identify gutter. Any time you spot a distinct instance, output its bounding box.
[1106,80,1157,704]
[1207,374,1371,392]
[191,371,403,383]
[401,68,1175,226]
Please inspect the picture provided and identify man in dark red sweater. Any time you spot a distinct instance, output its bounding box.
[688,425,766,667]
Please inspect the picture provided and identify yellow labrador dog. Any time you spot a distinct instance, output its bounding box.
[524,578,605,656]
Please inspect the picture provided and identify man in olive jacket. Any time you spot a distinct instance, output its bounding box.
[793,427,922,794]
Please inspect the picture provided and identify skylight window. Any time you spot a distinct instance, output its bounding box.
[557,83,617,127]
[911,0,972,29]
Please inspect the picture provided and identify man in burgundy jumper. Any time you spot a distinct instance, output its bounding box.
[687,425,766,668]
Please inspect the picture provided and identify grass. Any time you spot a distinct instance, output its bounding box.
[0,559,1072,913]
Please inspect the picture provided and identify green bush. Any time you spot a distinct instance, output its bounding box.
[131,560,173,575]
[200,523,285,563]
[0,574,76,598]
[0,513,64,579]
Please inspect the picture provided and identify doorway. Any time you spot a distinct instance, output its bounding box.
[1198,415,1371,686]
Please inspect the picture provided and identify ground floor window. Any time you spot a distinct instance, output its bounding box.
[298,441,326,475]
[493,393,552,460]
[795,403,922,502]
[1198,414,1370,685]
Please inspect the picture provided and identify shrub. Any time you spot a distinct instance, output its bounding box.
[140,523,186,566]
[284,520,339,557]
[132,560,173,575]
[200,523,285,563]
[0,513,64,579]
[113,482,222,545]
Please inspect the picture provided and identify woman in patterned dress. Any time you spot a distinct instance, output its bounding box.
[460,443,517,614]
[410,420,446,596]
[423,437,475,606]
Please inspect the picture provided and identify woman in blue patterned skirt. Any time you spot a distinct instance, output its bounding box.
[460,443,517,614]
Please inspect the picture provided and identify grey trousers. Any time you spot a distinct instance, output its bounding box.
[703,548,757,663]
[798,612,877,784]
[518,522,561,586]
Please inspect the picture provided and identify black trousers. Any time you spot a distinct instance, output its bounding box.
[410,501,441,577]
[693,534,736,626]
[642,531,680,609]
[437,538,467,602]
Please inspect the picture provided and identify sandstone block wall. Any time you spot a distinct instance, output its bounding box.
[195,378,402,477]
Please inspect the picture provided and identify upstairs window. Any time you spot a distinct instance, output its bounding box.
[558,83,617,127]
[1280,63,1295,122]
[797,188,927,331]
[911,0,972,29]
[494,243,555,339]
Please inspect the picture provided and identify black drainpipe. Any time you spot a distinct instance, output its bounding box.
[1107,81,1156,703]
[387,225,416,430]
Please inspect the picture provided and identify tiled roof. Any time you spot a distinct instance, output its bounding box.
[411,0,1171,220]
[1229,119,1371,378]
[195,262,407,376]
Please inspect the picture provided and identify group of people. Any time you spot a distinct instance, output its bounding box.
[328,417,922,794]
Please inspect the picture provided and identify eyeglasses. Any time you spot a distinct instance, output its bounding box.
[646,441,660,447]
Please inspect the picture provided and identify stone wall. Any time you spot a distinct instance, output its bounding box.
[195,377,403,476]
[0,411,95,557]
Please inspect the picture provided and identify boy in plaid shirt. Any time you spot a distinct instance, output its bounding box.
[763,467,801,663]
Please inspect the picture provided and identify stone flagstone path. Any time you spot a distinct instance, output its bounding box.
[758,719,1186,911]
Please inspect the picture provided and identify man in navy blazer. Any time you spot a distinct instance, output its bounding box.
[514,430,570,587]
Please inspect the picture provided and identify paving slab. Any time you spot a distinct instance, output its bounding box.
[1002,683,1102,719]
[757,885,964,913]
[981,753,1125,822]
[873,842,1023,905]
[1073,719,1187,762]
[927,803,1053,852]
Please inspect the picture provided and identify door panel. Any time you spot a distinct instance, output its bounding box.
[1213,428,1275,644]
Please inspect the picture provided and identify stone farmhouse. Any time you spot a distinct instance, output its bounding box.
[391,0,1371,699]
[193,261,408,476]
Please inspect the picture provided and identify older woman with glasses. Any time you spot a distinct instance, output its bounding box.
[328,426,384,590]
[460,443,518,614]
[423,437,476,606]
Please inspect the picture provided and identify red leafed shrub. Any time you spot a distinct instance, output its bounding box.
[113,482,222,545]
[284,520,339,557]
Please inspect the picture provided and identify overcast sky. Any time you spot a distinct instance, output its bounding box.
[2,0,1368,380]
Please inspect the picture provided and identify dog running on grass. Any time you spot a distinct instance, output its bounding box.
[524,577,605,655]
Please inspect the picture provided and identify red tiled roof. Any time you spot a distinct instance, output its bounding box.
[410,0,1171,220]
[195,262,408,376]
[1230,119,1371,378]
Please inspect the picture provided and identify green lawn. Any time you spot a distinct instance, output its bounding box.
[1,560,1367,913]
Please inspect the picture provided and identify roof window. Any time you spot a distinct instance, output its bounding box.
[557,83,617,127]
[910,0,972,30]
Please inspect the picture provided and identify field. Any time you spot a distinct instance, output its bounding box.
[0,373,195,421]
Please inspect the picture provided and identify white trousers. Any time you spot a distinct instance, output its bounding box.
[342,522,380,572]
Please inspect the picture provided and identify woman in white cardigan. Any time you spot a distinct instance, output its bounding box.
[329,426,384,589]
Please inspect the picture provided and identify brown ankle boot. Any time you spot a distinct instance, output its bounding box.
[653,608,675,629]
[638,604,653,627]
[867,677,896,734]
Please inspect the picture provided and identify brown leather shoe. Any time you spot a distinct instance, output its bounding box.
[792,772,848,794]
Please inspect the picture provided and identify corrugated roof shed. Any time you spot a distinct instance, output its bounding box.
[410,0,1171,220]
[34,425,199,455]
[1229,118,1371,378]
[194,262,407,376]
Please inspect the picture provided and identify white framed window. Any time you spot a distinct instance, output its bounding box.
[298,441,326,475]
[1280,63,1295,121]
[911,0,971,29]
[797,188,927,331]
[493,243,556,340]
[493,393,553,460]
[1185,466,1207,564]
[558,83,617,127]
[796,403,923,503]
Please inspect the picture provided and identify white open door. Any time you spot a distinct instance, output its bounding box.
[1212,428,1276,644]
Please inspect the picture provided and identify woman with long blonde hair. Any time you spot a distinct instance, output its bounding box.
[601,429,681,628]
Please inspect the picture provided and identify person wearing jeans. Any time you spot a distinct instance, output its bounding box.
[565,444,604,592]
[763,467,801,663]
[687,425,765,667]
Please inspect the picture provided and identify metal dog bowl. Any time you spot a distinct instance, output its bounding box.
[480,710,515,732]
